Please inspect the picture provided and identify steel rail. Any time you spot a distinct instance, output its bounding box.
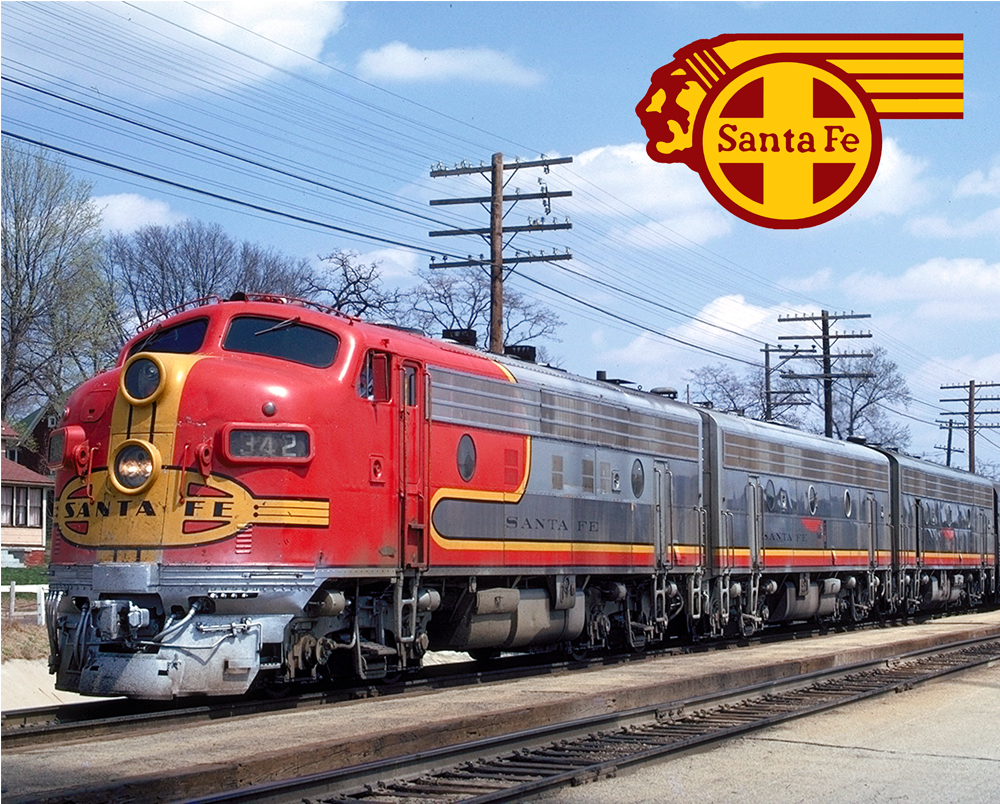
[183,635,1000,804]
[0,610,972,752]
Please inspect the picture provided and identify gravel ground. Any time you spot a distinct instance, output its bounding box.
[532,663,1000,804]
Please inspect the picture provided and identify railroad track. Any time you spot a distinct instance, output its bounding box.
[0,611,963,751]
[183,635,1000,804]
[2,647,642,750]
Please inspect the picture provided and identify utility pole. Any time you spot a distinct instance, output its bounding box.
[777,310,873,438]
[933,419,965,467]
[761,344,812,421]
[940,380,1000,473]
[429,153,573,353]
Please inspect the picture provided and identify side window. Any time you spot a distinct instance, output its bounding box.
[358,351,391,402]
[600,461,612,493]
[403,365,417,407]
[552,455,564,490]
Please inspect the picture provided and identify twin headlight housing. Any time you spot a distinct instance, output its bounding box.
[106,353,311,494]
[110,354,167,494]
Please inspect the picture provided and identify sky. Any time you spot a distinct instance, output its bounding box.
[2,1,998,470]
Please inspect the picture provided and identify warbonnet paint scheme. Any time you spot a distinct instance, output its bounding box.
[45,296,999,698]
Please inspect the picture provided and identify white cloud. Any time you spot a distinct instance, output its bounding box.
[593,294,797,386]
[955,154,1000,197]
[619,211,732,248]
[113,1,347,92]
[171,1,345,70]
[906,207,1000,239]
[571,144,710,217]
[354,248,420,280]
[357,42,542,86]
[565,143,730,246]
[95,194,186,233]
[779,267,832,293]
[846,137,930,218]
[843,257,1000,321]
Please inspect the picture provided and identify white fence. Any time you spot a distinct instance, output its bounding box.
[2,583,47,625]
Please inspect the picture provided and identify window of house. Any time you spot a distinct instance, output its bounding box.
[1,486,12,527]
[27,488,42,527]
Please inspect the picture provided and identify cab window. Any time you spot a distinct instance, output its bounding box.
[358,350,391,401]
[223,316,339,368]
[128,318,208,357]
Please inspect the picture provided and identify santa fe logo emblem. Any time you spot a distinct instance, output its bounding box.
[636,34,963,229]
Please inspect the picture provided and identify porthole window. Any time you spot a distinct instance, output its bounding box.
[844,489,853,519]
[631,459,645,498]
[807,485,818,515]
[777,488,789,512]
[764,480,776,512]
[457,434,476,482]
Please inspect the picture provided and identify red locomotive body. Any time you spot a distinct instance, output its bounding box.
[45,296,999,698]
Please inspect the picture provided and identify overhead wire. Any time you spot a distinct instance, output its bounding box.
[2,132,467,258]
[2,2,995,462]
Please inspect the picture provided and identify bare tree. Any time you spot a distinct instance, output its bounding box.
[104,220,314,329]
[687,363,805,425]
[687,363,755,414]
[974,459,1000,481]
[306,250,402,318]
[825,346,911,448]
[403,267,562,350]
[688,345,909,446]
[2,140,118,415]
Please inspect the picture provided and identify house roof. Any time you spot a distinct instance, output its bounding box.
[18,404,54,435]
[1,456,54,486]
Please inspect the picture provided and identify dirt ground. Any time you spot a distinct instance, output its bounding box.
[2,620,49,662]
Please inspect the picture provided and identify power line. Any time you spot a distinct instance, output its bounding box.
[517,272,759,367]
[2,132,465,258]
[2,75,457,230]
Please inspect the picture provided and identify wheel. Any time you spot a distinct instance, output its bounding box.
[468,647,501,662]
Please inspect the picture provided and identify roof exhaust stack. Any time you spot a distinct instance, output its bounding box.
[596,370,632,386]
[504,345,537,363]
[443,328,477,347]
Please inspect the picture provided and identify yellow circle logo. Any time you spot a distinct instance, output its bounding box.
[698,60,880,228]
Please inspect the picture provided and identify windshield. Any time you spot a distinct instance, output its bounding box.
[223,315,339,368]
[128,318,208,358]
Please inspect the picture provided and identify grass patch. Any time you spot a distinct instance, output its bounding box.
[1,566,50,586]
[1,620,50,662]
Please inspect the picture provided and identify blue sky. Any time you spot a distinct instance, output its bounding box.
[2,1,998,468]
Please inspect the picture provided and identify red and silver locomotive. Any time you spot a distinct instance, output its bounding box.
[45,296,999,698]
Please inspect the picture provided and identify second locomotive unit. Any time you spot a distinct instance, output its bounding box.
[45,295,999,698]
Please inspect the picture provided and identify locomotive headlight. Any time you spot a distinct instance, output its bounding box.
[110,440,161,494]
[121,354,166,405]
